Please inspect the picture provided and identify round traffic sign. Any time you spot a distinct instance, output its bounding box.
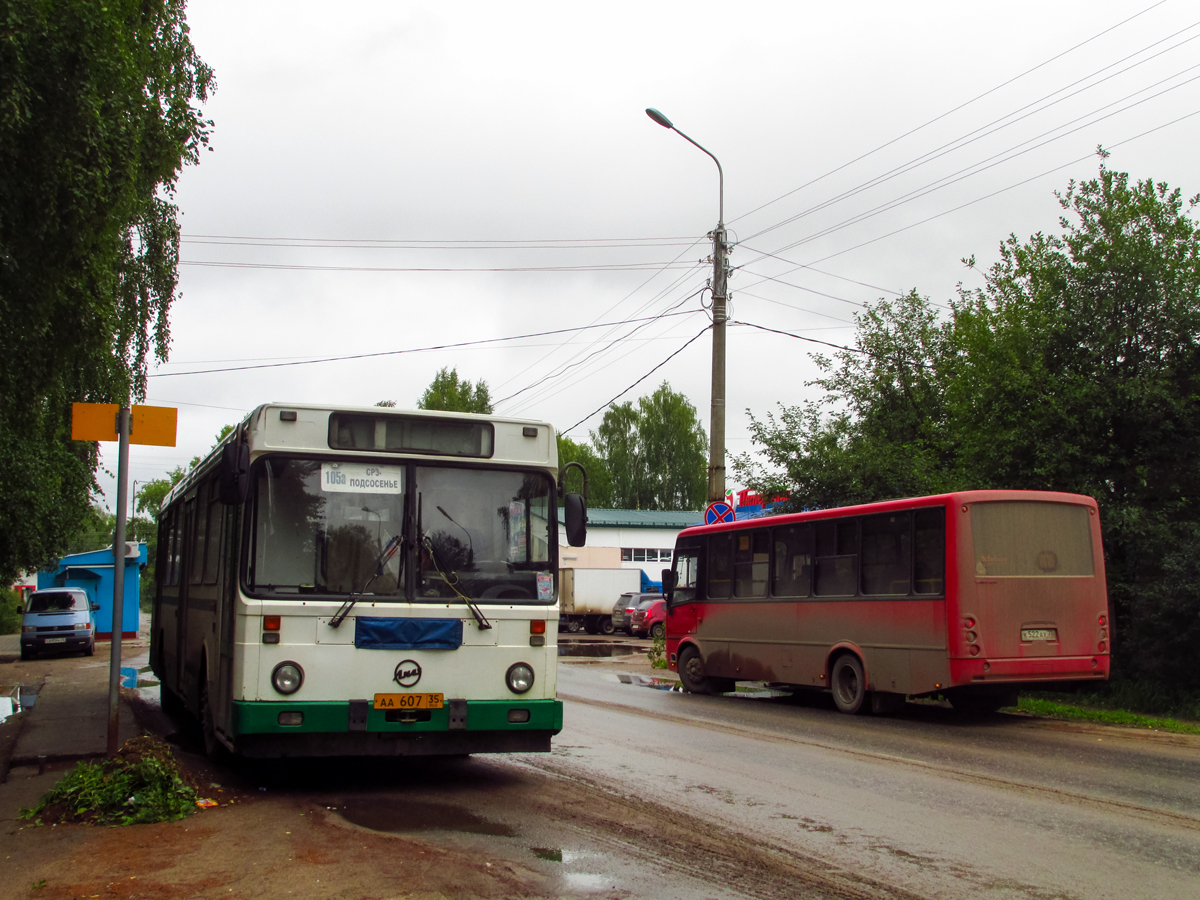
[705,501,735,525]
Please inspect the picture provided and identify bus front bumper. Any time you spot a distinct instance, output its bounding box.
[230,698,563,758]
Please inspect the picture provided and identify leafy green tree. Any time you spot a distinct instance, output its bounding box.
[417,368,493,414]
[0,0,214,583]
[736,165,1200,693]
[590,382,707,510]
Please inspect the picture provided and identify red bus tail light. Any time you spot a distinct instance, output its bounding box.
[530,620,546,635]
[969,645,981,656]
[965,617,976,628]
[1098,640,1107,652]
[1098,614,1107,627]
[264,616,281,631]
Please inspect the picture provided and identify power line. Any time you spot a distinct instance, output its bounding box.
[182,236,701,251]
[147,310,699,377]
[179,259,699,274]
[560,326,710,435]
[731,320,870,356]
[741,18,1200,244]
[729,0,1169,229]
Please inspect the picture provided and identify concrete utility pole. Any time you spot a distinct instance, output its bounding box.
[645,108,730,502]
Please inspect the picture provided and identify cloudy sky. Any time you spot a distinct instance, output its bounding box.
[102,0,1200,509]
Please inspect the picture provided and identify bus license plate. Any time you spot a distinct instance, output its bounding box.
[373,693,443,710]
[44,637,66,644]
[1021,628,1057,642]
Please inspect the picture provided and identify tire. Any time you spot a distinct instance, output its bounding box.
[84,639,95,657]
[567,619,583,634]
[20,646,32,661]
[199,680,231,763]
[582,617,599,635]
[650,622,665,640]
[678,645,734,694]
[598,616,615,636]
[830,654,867,714]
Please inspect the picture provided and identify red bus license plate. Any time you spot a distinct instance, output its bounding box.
[373,693,443,710]
[1021,628,1057,642]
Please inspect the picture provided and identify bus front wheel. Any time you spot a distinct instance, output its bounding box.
[678,646,734,695]
[831,654,866,714]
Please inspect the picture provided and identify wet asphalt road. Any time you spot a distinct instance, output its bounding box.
[537,662,1200,900]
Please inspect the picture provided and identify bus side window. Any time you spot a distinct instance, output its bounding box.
[190,483,208,586]
[815,518,858,596]
[861,513,912,595]
[772,525,813,597]
[203,484,223,585]
[913,508,945,594]
[734,530,769,598]
[708,533,733,600]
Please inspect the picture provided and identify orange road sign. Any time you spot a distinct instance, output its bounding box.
[71,403,177,446]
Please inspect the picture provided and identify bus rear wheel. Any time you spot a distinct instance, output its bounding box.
[831,654,866,714]
[200,680,231,763]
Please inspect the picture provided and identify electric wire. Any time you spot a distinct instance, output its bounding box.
[559,326,711,435]
[146,310,699,377]
[749,66,1200,263]
[728,0,1169,229]
[741,19,1200,243]
[178,259,698,273]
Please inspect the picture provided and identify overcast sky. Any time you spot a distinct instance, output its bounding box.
[100,0,1200,511]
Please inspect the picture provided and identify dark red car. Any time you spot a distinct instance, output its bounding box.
[629,598,666,639]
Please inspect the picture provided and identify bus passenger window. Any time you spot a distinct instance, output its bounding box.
[708,533,733,600]
[189,489,206,586]
[772,525,813,597]
[861,513,911,595]
[913,508,945,594]
[815,518,858,596]
[734,530,769,598]
[672,546,700,604]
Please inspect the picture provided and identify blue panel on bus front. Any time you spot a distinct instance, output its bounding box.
[354,617,463,651]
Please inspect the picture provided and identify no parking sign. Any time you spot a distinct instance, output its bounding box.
[704,501,735,525]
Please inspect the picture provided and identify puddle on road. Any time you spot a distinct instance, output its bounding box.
[338,797,516,836]
[558,643,635,658]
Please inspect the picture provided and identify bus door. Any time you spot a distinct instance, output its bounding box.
[215,503,239,731]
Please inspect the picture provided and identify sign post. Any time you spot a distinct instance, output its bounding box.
[72,402,177,757]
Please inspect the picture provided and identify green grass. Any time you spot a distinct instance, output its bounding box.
[1015,696,1200,735]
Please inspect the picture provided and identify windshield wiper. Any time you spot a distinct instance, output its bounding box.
[422,534,492,630]
[329,533,403,628]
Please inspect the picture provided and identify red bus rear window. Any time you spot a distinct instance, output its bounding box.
[971,502,1094,577]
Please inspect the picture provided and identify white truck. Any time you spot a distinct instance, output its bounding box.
[559,567,642,635]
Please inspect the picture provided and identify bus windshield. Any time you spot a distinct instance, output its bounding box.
[248,458,554,602]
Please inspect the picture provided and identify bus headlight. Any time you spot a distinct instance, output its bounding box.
[506,662,534,694]
[272,661,304,695]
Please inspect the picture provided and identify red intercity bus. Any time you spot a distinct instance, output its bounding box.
[662,490,1110,714]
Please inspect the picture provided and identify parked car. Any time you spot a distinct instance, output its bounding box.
[630,597,667,639]
[20,588,98,660]
[612,592,659,635]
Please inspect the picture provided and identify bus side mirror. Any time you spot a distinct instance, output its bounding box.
[219,441,250,505]
[564,493,587,547]
[661,568,675,605]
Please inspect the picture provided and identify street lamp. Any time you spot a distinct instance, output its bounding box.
[645,107,730,504]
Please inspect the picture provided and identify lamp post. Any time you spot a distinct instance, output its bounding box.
[645,108,729,503]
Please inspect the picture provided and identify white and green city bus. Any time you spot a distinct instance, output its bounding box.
[150,403,587,758]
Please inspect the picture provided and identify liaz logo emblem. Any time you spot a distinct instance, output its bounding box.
[394,660,422,687]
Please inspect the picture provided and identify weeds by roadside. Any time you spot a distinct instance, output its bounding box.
[20,736,198,825]
[648,634,668,669]
[1015,697,1200,735]
[0,586,22,635]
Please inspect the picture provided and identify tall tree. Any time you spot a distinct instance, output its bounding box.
[417,367,493,414]
[590,382,707,510]
[736,165,1200,693]
[556,432,612,508]
[0,0,214,582]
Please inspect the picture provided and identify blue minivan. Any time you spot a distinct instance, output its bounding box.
[20,588,98,660]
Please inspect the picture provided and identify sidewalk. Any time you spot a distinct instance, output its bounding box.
[0,632,141,771]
